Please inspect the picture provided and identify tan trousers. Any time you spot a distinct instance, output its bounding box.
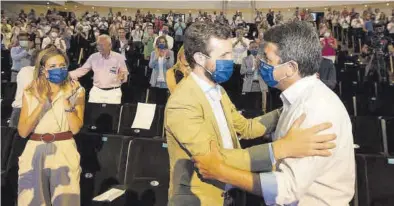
[88,86,122,104]
[18,139,81,206]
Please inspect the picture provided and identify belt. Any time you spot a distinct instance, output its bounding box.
[30,131,73,143]
[11,70,19,73]
[98,86,121,91]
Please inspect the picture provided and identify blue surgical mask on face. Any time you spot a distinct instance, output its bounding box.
[259,61,291,87]
[250,49,258,56]
[47,67,68,84]
[201,55,234,84]
[158,43,166,49]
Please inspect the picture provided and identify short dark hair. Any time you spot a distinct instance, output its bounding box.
[263,21,321,77]
[184,22,232,68]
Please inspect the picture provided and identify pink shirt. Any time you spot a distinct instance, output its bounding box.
[69,51,129,88]
[321,38,336,57]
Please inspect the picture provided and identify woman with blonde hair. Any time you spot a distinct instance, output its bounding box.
[17,47,85,206]
[166,45,190,93]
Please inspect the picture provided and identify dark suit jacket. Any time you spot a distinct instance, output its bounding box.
[319,58,337,89]
[112,38,137,72]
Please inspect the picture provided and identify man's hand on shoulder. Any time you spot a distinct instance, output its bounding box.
[272,113,336,160]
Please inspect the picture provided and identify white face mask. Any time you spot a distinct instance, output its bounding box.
[51,32,58,38]
[324,32,330,38]
[19,40,29,48]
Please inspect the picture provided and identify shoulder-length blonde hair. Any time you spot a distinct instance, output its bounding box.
[26,47,72,98]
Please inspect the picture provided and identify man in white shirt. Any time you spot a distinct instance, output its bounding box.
[340,13,351,45]
[351,13,365,53]
[41,26,66,52]
[231,26,250,93]
[193,21,355,206]
[153,24,173,50]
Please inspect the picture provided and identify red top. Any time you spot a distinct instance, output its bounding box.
[321,37,336,56]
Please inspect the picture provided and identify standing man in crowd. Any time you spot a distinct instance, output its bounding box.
[10,32,35,82]
[69,34,128,104]
[41,26,66,52]
[165,22,337,206]
[193,21,355,206]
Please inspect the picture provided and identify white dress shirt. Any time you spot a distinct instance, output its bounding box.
[157,57,165,82]
[190,72,233,149]
[351,18,364,29]
[41,37,67,52]
[260,75,355,206]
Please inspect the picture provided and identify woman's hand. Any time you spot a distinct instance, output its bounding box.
[64,80,80,100]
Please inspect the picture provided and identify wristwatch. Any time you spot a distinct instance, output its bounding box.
[65,107,76,113]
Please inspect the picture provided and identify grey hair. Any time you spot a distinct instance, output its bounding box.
[97,34,112,44]
[263,21,322,77]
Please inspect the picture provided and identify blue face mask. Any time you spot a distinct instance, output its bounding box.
[47,67,68,84]
[259,61,293,87]
[201,56,234,84]
[158,43,166,50]
[250,49,258,56]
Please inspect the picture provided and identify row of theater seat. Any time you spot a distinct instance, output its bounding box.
[1,128,170,206]
[2,127,394,206]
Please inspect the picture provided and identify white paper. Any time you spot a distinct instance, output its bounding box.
[131,103,157,130]
[92,188,125,202]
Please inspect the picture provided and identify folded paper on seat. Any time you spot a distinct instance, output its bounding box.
[92,188,125,202]
[131,103,157,130]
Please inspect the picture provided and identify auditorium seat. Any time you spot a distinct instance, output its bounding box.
[83,103,123,134]
[1,99,13,126]
[2,132,28,206]
[356,154,394,206]
[353,116,386,154]
[92,138,169,206]
[1,127,16,180]
[146,88,169,106]
[118,103,165,139]
[75,132,132,206]
[1,82,17,100]
[239,92,262,111]
[383,117,394,156]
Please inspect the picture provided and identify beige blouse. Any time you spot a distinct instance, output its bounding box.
[24,87,84,134]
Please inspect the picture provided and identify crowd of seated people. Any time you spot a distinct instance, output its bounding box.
[1,5,394,121]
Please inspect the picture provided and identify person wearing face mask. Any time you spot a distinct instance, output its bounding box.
[321,30,337,63]
[149,36,174,93]
[227,26,250,98]
[192,21,354,206]
[131,24,144,54]
[165,22,337,206]
[69,26,89,65]
[153,24,173,50]
[69,35,129,104]
[17,47,85,206]
[41,26,66,52]
[11,32,35,82]
[387,17,394,41]
[240,41,268,113]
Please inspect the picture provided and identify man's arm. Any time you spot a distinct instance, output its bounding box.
[69,55,93,80]
[166,98,274,172]
[11,47,28,61]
